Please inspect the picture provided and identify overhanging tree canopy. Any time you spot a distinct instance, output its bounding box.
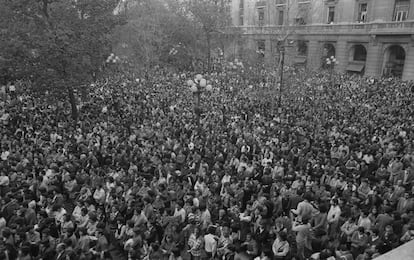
[0,0,123,119]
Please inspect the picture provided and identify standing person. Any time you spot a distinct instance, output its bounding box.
[242,233,258,258]
[234,244,250,260]
[292,218,312,260]
[188,227,203,260]
[327,198,341,239]
[291,194,315,221]
[204,226,217,259]
[350,227,368,258]
[272,231,290,260]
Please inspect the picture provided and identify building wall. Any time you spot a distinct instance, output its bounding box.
[228,0,414,80]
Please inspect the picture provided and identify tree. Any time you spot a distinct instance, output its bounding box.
[112,0,201,71]
[185,0,231,71]
[110,0,232,72]
[0,0,123,120]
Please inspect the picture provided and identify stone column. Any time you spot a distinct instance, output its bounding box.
[402,44,414,81]
[335,40,348,73]
[365,40,382,78]
[265,37,272,66]
[307,40,321,70]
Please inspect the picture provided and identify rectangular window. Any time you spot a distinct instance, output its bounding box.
[276,0,286,5]
[278,10,284,25]
[394,0,410,21]
[239,0,244,9]
[358,3,368,22]
[327,6,335,23]
[258,8,265,26]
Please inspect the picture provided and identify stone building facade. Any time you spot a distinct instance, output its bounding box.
[226,0,414,80]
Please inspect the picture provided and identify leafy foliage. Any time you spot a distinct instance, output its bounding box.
[112,0,232,71]
[0,0,123,92]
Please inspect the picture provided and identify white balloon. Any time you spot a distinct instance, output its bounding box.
[190,85,198,93]
[206,84,213,92]
[199,78,207,87]
[187,79,194,86]
[195,74,203,81]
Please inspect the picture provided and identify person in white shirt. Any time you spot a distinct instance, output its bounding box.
[291,194,316,221]
[204,226,217,258]
[0,172,9,196]
[93,184,106,205]
[221,172,231,186]
[272,231,290,259]
[173,200,186,224]
[200,205,212,230]
[327,198,341,239]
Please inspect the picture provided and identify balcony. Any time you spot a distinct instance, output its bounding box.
[226,21,414,36]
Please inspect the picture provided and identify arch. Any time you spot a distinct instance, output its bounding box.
[349,44,367,62]
[297,40,308,56]
[323,43,336,57]
[346,44,367,74]
[382,45,405,78]
[321,43,336,68]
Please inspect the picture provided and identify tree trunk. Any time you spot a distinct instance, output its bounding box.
[67,87,78,122]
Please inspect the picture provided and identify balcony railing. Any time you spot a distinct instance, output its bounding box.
[226,21,414,35]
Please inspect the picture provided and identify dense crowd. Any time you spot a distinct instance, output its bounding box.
[0,67,414,260]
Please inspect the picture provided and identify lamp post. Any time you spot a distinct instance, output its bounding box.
[278,45,285,111]
[326,56,338,88]
[187,74,213,136]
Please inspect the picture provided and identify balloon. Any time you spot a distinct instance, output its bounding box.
[195,74,203,81]
[187,80,194,86]
[206,84,213,92]
[190,85,198,93]
[199,78,207,87]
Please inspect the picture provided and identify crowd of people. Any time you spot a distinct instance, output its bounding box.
[0,66,414,260]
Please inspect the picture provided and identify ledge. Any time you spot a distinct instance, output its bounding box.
[225,21,414,36]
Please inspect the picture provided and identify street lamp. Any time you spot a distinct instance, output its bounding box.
[187,74,213,135]
[278,45,285,111]
[106,53,120,64]
[326,56,338,88]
